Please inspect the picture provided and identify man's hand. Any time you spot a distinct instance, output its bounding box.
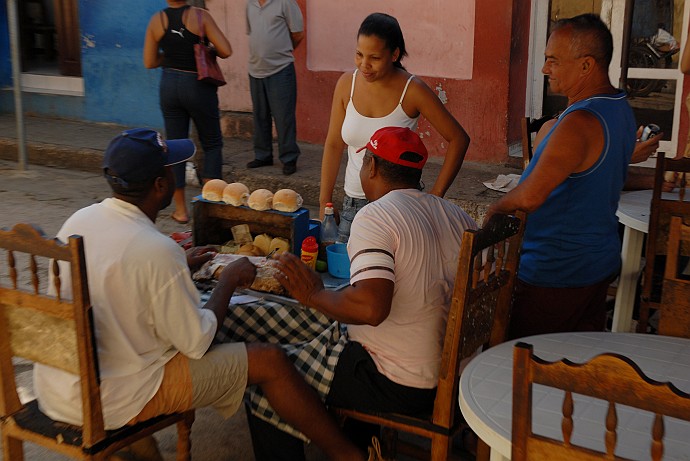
[185,246,216,272]
[273,252,324,306]
[631,125,663,164]
[218,257,256,289]
[204,257,256,335]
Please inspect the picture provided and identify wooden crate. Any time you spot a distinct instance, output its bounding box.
[192,196,309,255]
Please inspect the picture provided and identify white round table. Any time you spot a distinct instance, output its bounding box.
[612,189,688,332]
[459,332,690,461]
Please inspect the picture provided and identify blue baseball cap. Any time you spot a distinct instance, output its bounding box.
[103,128,195,187]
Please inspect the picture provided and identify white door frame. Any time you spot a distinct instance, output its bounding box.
[526,0,689,161]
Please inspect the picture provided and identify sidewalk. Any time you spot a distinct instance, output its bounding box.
[0,113,521,223]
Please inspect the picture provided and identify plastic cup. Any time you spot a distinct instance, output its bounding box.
[326,243,350,279]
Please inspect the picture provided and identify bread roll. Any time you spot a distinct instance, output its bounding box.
[272,189,303,212]
[237,243,265,257]
[250,261,287,295]
[269,237,290,255]
[253,233,273,255]
[223,182,250,206]
[248,189,274,211]
[202,179,228,202]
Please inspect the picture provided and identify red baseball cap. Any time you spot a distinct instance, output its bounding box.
[357,127,428,170]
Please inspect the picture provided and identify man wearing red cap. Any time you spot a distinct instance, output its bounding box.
[232,126,477,458]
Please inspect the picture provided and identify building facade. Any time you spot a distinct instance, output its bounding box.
[0,0,688,163]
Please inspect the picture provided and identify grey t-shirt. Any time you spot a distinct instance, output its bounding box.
[246,0,304,78]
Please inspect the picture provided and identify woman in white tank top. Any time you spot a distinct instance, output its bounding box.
[319,13,470,241]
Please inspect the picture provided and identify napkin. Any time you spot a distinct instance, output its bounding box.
[483,174,521,193]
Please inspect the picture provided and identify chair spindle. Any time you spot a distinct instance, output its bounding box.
[8,250,18,289]
[562,390,573,446]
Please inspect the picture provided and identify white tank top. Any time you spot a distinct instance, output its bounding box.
[340,70,419,199]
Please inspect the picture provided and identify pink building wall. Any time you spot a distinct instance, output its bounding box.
[208,0,529,163]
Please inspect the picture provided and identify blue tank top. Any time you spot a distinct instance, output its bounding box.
[519,91,635,287]
[160,6,202,72]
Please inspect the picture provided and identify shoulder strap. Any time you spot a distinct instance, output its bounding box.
[195,8,205,42]
[398,74,414,105]
[349,69,357,99]
[159,10,166,31]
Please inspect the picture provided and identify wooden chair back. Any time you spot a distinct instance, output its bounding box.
[658,216,690,337]
[0,223,193,460]
[333,211,526,461]
[637,155,690,333]
[511,342,690,461]
[521,115,555,170]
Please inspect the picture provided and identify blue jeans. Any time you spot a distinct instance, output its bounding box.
[160,68,223,188]
[337,196,368,242]
[249,63,300,164]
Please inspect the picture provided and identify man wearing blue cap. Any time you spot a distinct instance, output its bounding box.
[33,129,373,461]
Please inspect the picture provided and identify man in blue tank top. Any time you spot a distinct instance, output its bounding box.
[486,14,636,338]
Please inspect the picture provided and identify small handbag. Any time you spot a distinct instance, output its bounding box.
[193,9,226,87]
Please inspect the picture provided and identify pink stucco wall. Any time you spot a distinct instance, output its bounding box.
[209,0,528,163]
[208,0,252,112]
[306,1,474,80]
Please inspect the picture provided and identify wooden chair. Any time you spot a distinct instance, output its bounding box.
[636,155,690,333]
[658,216,690,337]
[332,211,526,461]
[520,115,556,170]
[511,342,690,461]
[0,223,194,461]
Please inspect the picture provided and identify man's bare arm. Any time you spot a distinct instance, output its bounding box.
[273,252,393,325]
[486,111,602,222]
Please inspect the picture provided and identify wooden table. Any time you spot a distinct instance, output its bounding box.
[458,331,690,461]
[612,189,688,332]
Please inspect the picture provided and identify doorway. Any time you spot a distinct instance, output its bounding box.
[528,0,688,159]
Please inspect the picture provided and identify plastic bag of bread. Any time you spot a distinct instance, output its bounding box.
[272,189,303,213]
[248,189,274,211]
[202,179,228,202]
[223,182,250,206]
[192,254,286,295]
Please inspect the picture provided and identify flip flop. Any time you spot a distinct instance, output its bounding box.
[171,213,190,225]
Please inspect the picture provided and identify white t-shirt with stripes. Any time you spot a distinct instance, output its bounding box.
[347,189,476,388]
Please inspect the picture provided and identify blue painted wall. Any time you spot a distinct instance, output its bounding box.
[0,0,166,128]
[80,0,163,127]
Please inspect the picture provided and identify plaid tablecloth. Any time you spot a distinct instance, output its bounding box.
[201,291,348,441]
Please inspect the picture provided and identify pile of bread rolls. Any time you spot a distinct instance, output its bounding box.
[237,233,290,257]
[201,180,303,213]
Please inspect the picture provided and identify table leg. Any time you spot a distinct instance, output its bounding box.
[611,226,645,332]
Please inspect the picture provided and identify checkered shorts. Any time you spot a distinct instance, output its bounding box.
[204,293,348,441]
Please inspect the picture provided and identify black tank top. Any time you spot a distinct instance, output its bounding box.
[160,6,203,72]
